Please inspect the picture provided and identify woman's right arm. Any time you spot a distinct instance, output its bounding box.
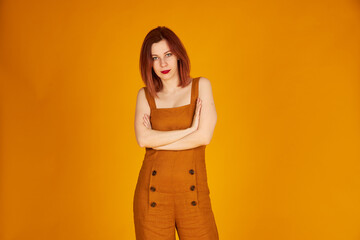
[134,87,195,148]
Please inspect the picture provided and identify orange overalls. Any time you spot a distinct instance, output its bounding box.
[133,77,219,240]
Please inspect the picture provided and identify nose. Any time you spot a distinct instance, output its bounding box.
[160,58,168,67]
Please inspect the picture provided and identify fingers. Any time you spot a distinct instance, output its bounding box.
[196,98,202,115]
[143,114,149,124]
[143,118,148,128]
[143,114,151,128]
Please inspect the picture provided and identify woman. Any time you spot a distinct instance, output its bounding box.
[133,26,219,240]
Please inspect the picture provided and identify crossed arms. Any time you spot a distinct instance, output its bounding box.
[134,77,217,151]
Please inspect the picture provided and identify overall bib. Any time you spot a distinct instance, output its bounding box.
[133,77,219,240]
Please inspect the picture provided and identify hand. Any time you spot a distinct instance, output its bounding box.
[191,98,202,130]
[143,114,152,129]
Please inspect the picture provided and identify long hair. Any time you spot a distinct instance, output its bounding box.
[139,26,191,99]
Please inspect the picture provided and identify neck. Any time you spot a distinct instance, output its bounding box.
[161,76,181,94]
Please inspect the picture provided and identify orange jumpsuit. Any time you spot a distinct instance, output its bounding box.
[133,77,219,240]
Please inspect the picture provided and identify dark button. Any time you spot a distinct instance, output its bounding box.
[150,202,156,207]
[190,185,195,191]
[191,201,197,206]
[152,170,157,176]
[150,186,156,192]
[189,169,195,175]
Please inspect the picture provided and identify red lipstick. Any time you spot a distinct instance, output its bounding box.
[161,70,170,74]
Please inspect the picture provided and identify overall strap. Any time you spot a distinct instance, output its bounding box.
[144,87,156,110]
[191,77,200,104]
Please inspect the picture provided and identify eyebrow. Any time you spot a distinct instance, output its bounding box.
[151,50,171,56]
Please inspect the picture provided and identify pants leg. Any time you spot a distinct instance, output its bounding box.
[174,191,219,240]
[133,188,176,240]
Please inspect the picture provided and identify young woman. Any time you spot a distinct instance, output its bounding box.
[133,26,219,240]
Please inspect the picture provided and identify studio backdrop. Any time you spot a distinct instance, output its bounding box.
[0,0,359,239]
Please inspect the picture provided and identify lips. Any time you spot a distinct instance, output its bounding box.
[161,70,170,74]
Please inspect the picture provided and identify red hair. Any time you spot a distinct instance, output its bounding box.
[139,26,192,99]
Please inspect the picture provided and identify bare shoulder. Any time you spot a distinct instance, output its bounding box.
[198,77,214,97]
[138,86,145,96]
[198,76,211,84]
[137,87,147,101]
[136,87,150,110]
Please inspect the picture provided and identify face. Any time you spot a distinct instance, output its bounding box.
[151,39,179,81]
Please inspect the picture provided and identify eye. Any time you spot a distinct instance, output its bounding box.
[152,56,158,60]
[166,53,172,57]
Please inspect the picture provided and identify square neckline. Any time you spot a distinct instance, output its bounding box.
[154,78,195,110]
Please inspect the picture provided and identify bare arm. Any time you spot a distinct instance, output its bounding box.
[152,77,217,151]
[153,128,207,150]
[134,87,196,148]
[141,127,195,148]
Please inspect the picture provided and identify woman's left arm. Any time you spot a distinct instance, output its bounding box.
[152,77,217,150]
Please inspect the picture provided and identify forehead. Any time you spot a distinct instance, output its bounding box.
[151,39,171,54]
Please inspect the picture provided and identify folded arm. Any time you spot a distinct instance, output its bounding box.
[153,128,208,150]
[134,87,196,148]
[140,127,196,148]
[153,77,217,151]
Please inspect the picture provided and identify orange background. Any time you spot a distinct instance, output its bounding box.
[1,0,360,239]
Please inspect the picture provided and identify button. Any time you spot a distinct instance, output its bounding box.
[190,185,195,191]
[191,201,197,206]
[152,170,157,176]
[150,186,156,192]
[150,202,156,207]
[189,169,195,175]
